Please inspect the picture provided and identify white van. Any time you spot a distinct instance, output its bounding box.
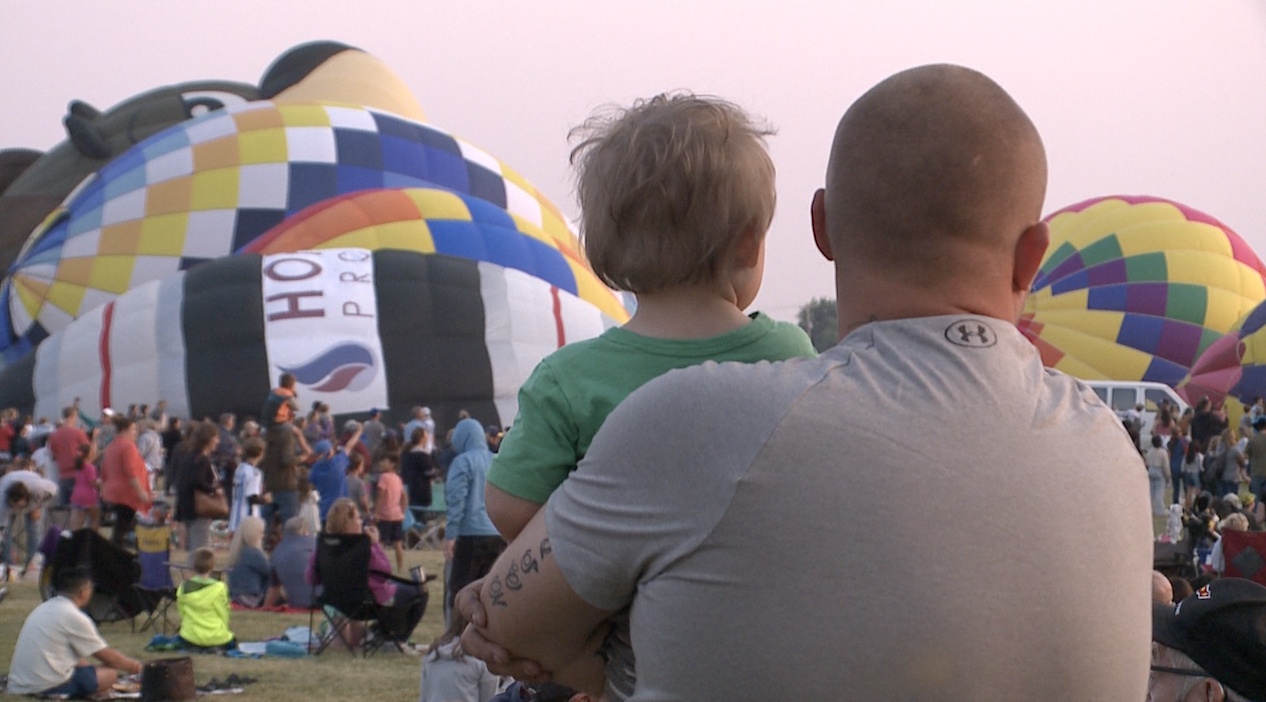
[1084,380,1189,448]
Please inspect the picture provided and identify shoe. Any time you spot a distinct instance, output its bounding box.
[0,585,8,604]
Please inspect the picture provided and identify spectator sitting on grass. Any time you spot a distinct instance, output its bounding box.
[177,547,235,650]
[264,516,318,609]
[227,516,270,608]
[7,566,144,697]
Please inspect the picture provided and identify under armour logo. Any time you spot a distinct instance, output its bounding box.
[944,320,997,348]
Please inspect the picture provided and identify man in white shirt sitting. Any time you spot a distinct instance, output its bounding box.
[8,567,144,697]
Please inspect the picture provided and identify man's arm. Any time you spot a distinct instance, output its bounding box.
[93,647,142,675]
[475,507,614,691]
[341,425,363,455]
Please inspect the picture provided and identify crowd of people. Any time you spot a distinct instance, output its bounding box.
[5,63,1266,702]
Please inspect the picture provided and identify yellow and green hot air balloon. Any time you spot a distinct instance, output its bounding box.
[1018,195,1266,388]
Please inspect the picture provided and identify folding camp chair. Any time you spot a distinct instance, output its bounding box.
[39,528,142,624]
[308,533,417,656]
[406,483,446,551]
[1220,530,1266,586]
[133,523,179,634]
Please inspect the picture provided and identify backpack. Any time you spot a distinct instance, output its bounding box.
[260,391,287,430]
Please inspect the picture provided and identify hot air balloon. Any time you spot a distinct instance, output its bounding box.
[0,249,619,431]
[1,100,583,363]
[242,186,625,320]
[1018,195,1266,387]
[1180,303,1266,405]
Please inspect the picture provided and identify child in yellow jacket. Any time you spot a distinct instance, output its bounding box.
[177,548,234,649]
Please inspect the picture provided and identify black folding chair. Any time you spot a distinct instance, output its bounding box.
[308,533,418,656]
[39,528,143,624]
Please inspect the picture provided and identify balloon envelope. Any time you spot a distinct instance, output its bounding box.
[1,248,618,429]
[243,186,626,321]
[1018,195,1266,387]
[1,100,584,363]
[1180,302,1266,405]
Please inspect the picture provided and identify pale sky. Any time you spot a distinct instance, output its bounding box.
[2,1,1264,321]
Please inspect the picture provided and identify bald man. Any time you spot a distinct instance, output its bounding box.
[1154,570,1175,603]
[459,65,1152,701]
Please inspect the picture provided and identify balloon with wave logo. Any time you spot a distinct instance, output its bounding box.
[1017,195,1266,388]
[0,248,623,428]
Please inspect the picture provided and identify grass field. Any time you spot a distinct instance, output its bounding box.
[0,541,449,702]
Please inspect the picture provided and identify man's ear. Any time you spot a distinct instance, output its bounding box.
[1013,221,1049,293]
[811,189,833,261]
[1190,677,1224,702]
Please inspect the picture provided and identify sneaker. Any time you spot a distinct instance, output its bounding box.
[0,585,8,604]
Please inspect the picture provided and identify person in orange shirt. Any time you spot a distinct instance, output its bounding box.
[374,453,407,573]
[100,417,152,547]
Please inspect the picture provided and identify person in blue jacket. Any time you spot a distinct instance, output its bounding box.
[444,417,504,612]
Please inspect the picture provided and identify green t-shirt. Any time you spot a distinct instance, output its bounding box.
[488,312,817,503]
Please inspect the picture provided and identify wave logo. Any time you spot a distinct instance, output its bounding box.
[279,343,378,393]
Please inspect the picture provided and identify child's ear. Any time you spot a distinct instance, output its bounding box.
[734,225,765,269]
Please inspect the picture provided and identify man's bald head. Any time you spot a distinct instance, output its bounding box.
[824,64,1047,279]
[1152,570,1174,604]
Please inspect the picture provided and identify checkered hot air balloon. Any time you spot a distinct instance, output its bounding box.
[1,100,587,363]
[1018,195,1266,387]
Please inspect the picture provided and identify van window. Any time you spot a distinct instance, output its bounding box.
[1145,388,1175,411]
[1111,388,1138,411]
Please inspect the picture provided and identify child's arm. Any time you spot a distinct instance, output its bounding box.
[398,480,407,517]
[486,360,578,540]
[485,485,544,542]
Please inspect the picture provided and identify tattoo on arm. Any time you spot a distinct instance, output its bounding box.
[539,538,552,559]
[488,576,507,607]
[505,559,522,591]
[520,550,539,575]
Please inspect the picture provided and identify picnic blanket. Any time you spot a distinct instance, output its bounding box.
[146,628,315,658]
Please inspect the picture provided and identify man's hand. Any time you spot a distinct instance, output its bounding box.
[455,577,549,682]
[28,508,42,522]
[444,538,455,561]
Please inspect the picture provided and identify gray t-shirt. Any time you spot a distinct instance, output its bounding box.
[547,315,1152,702]
[347,475,368,512]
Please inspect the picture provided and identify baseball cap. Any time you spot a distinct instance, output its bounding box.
[312,440,332,455]
[1152,577,1266,700]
